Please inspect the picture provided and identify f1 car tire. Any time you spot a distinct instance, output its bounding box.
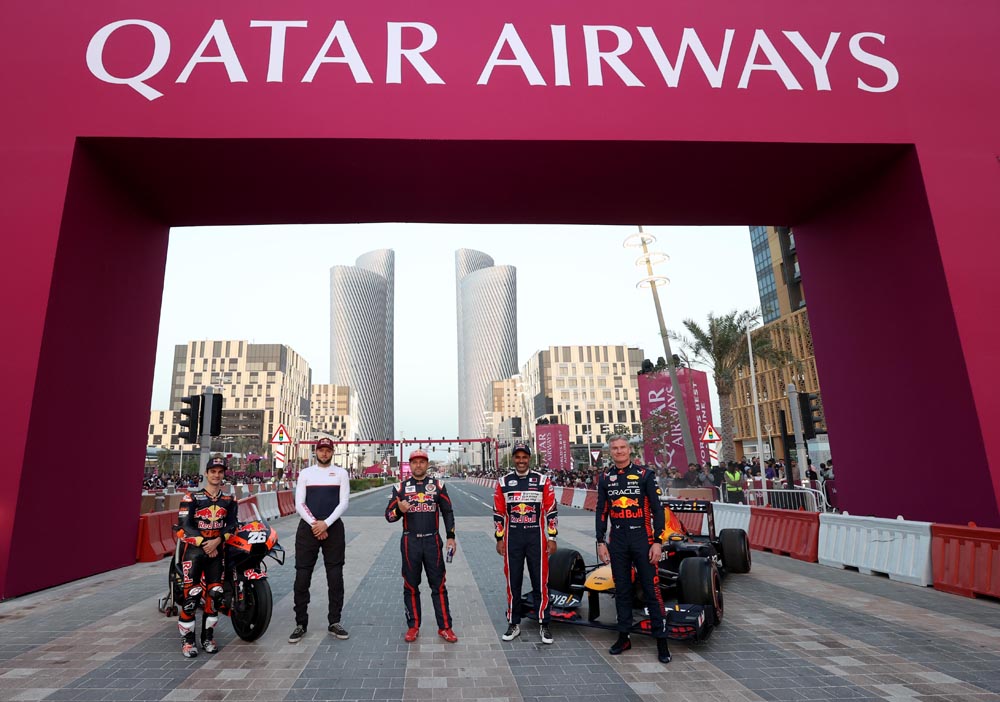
[678,557,723,625]
[719,528,752,574]
[548,548,586,594]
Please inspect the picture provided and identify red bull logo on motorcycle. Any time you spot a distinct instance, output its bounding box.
[241,521,267,532]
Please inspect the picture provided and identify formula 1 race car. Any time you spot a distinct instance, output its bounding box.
[520,499,751,641]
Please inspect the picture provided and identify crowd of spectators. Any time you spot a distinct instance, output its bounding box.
[142,471,277,491]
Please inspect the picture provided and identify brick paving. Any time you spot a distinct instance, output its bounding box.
[0,482,997,702]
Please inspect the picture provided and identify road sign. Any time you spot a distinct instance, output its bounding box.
[590,450,601,463]
[700,424,721,443]
[270,424,291,444]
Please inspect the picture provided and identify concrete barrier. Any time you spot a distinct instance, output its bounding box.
[553,486,563,503]
[819,513,933,586]
[256,491,280,521]
[560,488,575,507]
[712,502,751,533]
[749,507,820,562]
[571,489,588,510]
[931,522,1000,599]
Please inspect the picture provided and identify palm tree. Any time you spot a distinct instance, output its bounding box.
[671,308,792,463]
[156,449,173,474]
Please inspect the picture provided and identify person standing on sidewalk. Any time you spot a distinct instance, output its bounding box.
[385,449,458,643]
[595,435,671,664]
[493,441,558,645]
[288,437,350,644]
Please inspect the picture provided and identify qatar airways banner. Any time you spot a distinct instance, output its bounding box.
[85,19,900,102]
[638,369,714,471]
[535,424,572,472]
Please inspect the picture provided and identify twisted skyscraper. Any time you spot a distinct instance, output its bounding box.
[330,250,394,442]
[455,249,517,440]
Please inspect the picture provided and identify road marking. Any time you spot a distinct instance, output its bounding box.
[449,485,493,510]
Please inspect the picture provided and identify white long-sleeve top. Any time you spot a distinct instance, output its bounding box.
[295,463,351,527]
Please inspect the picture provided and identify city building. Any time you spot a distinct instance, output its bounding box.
[310,384,355,441]
[330,249,394,444]
[518,345,646,459]
[455,249,517,441]
[733,226,826,462]
[166,339,312,457]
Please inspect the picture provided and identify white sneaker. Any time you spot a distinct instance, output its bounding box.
[501,624,520,641]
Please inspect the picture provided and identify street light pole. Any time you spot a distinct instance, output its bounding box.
[746,325,766,470]
[624,227,698,466]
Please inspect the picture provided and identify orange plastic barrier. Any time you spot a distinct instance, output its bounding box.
[583,491,598,511]
[277,490,295,516]
[677,512,704,535]
[931,523,1000,599]
[560,488,575,506]
[748,507,819,562]
[136,510,179,562]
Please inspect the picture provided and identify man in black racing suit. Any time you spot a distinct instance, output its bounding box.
[176,456,238,658]
[595,435,671,664]
[385,449,458,643]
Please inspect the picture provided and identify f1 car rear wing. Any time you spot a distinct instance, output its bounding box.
[660,498,716,538]
[659,498,713,514]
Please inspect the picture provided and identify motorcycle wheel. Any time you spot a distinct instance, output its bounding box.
[230,580,273,642]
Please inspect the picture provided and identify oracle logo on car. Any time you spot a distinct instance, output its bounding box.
[86,18,899,101]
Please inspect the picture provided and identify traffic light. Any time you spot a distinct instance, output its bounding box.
[207,392,223,436]
[177,395,201,444]
[797,393,823,440]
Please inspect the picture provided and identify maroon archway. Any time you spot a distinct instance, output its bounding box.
[2,1,998,598]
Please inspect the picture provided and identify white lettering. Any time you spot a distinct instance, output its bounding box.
[303,20,373,83]
[478,23,545,85]
[249,20,308,82]
[387,22,444,84]
[849,32,899,93]
[583,25,643,86]
[637,27,734,88]
[784,31,839,91]
[551,25,570,86]
[738,29,802,90]
[177,19,248,84]
[86,19,170,101]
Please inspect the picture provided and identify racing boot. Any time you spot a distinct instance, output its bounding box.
[656,637,672,664]
[501,624,520,641]
[181,632,198,659]
[609,633,631,655]
[404,627,419,643]
[201,628,219,654]
[438,628,458,643]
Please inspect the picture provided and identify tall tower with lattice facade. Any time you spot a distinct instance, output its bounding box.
[330,250,394,443]
[455,249,517,442]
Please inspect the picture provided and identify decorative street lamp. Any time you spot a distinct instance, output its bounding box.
[623,226,698,467]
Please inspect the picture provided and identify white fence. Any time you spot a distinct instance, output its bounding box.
[712,502,752,533]
[818,513,933,586]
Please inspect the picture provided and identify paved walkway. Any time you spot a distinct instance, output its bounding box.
[1,492,998,702]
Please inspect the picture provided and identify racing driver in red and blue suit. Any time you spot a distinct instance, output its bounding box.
[595,435,671,664]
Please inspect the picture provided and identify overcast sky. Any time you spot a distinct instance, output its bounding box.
[151,223,761,443]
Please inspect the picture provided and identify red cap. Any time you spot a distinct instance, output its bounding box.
[316,438,335,450]
[409,449,429,461]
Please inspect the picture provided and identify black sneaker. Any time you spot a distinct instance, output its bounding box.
[328,623,350,639]
[656,637,672,664]
[201,627,219,654]
[288,625,307,644]
[501,624,520,641]
[609,634,631,655]
[539,624,554,645]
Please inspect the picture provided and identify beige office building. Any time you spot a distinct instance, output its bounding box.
[732,226,825,460]
[310,384,356,441]
[167,340,312,454]
[517,345,645,449]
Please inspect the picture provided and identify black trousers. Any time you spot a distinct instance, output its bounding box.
[608,525,667,637]
[504,527,549,625]
[294,519,345,628]
[401,533,452,630]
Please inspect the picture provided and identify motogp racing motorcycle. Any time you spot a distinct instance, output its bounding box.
[158,503,284,641]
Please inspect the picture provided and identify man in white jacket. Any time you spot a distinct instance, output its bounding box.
[288,438,351,644]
